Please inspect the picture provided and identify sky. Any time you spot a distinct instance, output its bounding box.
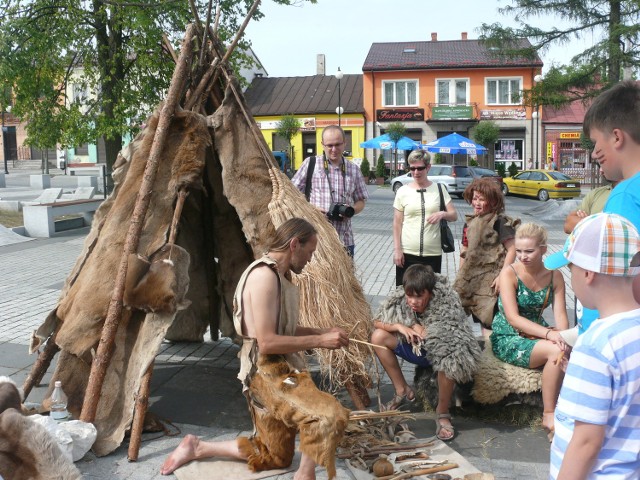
[245,0,598,77]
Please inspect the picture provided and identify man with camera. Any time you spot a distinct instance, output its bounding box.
[292,125,369,257]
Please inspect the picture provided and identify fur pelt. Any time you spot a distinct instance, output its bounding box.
[375,276,481,383]
[453,213,520,326]
[0,377,21,414]
[471,337,542,404]
[0,408,81,480]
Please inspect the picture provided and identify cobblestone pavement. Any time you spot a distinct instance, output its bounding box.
[0,180,579,479]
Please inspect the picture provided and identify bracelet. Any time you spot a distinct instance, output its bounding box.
[545,329,551,340]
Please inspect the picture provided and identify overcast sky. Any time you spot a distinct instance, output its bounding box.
[245,0,597,77]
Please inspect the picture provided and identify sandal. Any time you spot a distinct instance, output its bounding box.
[435,413,456,442]
[384,389,416,411]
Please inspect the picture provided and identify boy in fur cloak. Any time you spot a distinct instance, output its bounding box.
[454,178,520,328]
[371,265,481,441]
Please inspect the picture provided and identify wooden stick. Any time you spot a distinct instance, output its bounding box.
[22,333,60,400]
[127,362,153,461]
[376,463,458,480]
[219,0,261,66]
[168,189,189,244]
[337,441,435,459]
[80,24,197,424]
[349,337,390,351]
[162,33,179,64]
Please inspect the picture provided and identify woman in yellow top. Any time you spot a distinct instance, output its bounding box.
[393,150,458,285]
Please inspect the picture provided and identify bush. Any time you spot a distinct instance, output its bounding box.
[376,154,385,178]
[508,162,519,177]
[434,153,444,164]
[469,159,478,166]
[360,157,370,178]
[496,163,506,178]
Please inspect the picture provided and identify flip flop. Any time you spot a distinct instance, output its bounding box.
[435,413,455,442]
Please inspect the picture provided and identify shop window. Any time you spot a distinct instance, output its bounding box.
[494,139,523,163]
[383,80,418,107]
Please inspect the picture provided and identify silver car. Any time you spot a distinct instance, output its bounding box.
[391,164,474,197]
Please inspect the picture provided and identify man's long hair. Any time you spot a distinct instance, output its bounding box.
[268,218,317,252]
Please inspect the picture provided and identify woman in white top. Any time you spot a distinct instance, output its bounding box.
[393,150,458,285]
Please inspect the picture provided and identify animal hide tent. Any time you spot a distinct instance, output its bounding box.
[26,22,373,457]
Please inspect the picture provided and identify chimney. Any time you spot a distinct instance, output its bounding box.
[431,32,437,42]
[461,32,468,40]
[317,54,326,75]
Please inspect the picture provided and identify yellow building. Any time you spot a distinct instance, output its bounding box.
[245,74,365,171]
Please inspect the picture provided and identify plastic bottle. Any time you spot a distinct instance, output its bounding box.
[50,380,69,421]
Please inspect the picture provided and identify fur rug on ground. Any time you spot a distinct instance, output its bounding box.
[471,338,542,405]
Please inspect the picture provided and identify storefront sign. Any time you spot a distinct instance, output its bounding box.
[377,109,424,122]
[300,117,316,132]
[547,142,553,158]
[480,108,526,120]
[431,106,474,120]
[559,132,581,139]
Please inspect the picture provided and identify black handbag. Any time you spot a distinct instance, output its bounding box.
[437,183,455,253]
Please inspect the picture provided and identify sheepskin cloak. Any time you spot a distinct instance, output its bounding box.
[453,213,520,326]
[374,276,480,383]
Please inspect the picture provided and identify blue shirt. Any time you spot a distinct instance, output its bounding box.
[550,309,640,479]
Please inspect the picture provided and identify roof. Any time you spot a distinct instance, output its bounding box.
[363,39,543,72]
[244,74,363,116]
[542,100,590,125]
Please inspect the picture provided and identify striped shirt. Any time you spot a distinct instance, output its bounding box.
[292,156,368,247]
[550,308,640,479]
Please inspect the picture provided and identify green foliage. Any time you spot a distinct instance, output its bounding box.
[469,159,478,166]
[376,154,385,178]
[508,162,519,177]
[385,122,407,177]
[434,153,444,164]
[360,157,371,178]
[497,162,507,178]
[471,121,500,147]
[580,132,594,151]
[0,0,314,170]
[479,0,637,105]
[276,115,301,164]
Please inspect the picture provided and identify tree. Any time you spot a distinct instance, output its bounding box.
[0,0,316,173]
[471,121,500,169]
[496,162,507,178]
[360,157,371,179]
[508,162,519,177]
[275,115,301,166]
[385,121,407,178]
[479,0,640,105]
[376,153,385,178]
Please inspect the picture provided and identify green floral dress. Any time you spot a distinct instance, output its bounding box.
[490,267,553,368]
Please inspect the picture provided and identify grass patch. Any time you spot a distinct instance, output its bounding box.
[0,210,23,228]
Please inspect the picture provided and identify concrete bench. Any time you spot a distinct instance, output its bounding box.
[67,163,106,177]
[23,199,103,238]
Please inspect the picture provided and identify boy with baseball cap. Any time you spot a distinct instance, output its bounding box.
[544,213,640,479]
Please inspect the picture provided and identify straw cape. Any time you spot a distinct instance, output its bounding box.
[23,10,373,458]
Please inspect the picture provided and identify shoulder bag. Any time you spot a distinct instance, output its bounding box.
[437,183,455,253]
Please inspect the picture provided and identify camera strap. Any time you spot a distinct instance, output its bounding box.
[323,155,347,205]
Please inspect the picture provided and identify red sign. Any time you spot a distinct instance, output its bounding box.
[377,109,424,122]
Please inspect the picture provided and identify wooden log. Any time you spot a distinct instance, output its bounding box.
[22,333,60,400]
[376,463,458,480]
[79,24,197,424]
[337,441,435,459]
[127,362,153,461]
[345,379,371,410]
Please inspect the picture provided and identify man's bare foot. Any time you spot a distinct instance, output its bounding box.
[160,434,200,475]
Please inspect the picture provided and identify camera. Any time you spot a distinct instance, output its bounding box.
[327,203,355,221]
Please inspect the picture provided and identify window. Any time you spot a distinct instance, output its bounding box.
[383,80,418,106]
[486,78,522,105]
[436,79,468,105]
[72,83,88,104]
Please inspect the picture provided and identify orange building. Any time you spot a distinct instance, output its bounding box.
[362,32,543,170]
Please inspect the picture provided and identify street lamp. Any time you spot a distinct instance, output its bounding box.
[335,67,343,126]
[2,105,11,175]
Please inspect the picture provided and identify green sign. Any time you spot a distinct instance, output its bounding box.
[431,106,474,120]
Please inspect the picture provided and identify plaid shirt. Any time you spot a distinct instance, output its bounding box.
[292,155,369,247]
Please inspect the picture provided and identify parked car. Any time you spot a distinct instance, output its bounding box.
[502,169,581,201]
[391,164,501,196]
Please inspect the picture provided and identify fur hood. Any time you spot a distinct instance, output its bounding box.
[375,275,481,383]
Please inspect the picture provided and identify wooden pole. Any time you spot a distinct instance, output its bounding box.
[22,333,60,400]
[79,24,197,424]
[127,363,153,461]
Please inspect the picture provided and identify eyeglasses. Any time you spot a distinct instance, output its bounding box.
[323,143,344,149]
[409,166,427,171]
